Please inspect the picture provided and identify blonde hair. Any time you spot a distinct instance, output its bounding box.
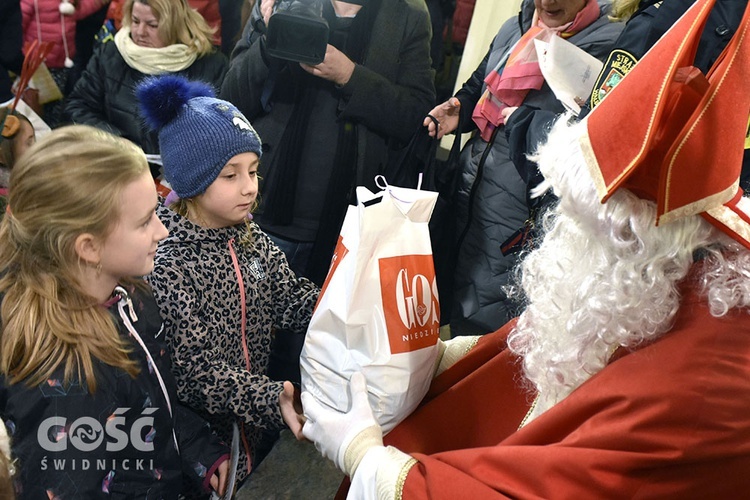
[0,125,149,392]
[169,197,257,246]
[123,0,216,57]
[609,0,641,22]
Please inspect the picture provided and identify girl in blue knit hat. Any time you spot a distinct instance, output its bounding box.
[137,75,319,486]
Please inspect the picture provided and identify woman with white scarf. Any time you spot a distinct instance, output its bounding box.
[65,0,227,176]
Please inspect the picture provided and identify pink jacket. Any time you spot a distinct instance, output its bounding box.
[21,0,105,69]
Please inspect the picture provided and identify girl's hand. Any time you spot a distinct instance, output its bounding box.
[280,381,306,439]
[209,459,229,496]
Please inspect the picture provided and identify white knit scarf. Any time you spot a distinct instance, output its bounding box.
[114,28,198,75]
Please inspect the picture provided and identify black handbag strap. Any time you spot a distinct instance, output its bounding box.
[384,110,464,192]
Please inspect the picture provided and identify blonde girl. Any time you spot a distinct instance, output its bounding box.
[0,125,229,498]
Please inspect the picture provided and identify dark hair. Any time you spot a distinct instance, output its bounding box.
[0,108,33,170]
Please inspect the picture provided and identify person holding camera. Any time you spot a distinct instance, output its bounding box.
[221,0,435,287]
[221,0,435,384]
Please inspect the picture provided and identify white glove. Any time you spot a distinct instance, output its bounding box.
[301,372,384,477]
[434,335,480,377]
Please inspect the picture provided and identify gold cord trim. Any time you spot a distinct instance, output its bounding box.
[518,393,539,430]
[394,457,418,500]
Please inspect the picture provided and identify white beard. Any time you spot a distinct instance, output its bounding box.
[507,116,736,422]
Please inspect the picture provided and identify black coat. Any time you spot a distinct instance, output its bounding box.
[0,0,24,102]
[65,39,227,156]
[221,0,435,283]
[0,285,228,499]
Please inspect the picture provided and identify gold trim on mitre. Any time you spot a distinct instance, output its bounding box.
[659,181,738,225]
[579,130,609,201]
[581,0,714,204]
[660,16,750,220]
[704,196,750,249]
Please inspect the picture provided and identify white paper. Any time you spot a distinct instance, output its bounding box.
[534,35,604,114]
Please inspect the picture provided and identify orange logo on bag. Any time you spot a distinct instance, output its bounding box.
[315,235,348,312]
[379,255,440,354]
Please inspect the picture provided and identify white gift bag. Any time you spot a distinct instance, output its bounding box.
[301,179,441,433]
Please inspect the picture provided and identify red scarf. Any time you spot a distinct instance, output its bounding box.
[472,0,602,141]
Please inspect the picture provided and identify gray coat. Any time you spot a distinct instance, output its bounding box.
[450,0,624,336]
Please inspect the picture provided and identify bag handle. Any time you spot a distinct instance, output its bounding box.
[383,115,440,189]
[425,107,464,199]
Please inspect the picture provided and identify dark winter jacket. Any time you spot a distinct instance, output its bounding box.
[0,0,24,102]
[148,206,319,482]
[449,0,623,336]
[0,284,228,499]
[588,0,745,109]
[65,39,227,156]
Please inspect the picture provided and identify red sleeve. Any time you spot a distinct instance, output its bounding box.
[385,320,532,456]
[400,304,750,498]
[75,0,106,21]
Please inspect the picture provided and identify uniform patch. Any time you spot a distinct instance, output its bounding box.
[590,49,638,108]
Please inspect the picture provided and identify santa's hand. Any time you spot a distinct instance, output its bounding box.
[433,335,480,378]
[301,372,384,477]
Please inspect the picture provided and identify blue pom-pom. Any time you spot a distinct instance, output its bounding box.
[136,75,216,131]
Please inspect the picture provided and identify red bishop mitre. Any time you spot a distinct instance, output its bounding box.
[580,0,750,247]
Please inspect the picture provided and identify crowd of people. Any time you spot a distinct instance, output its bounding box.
[1,0,749,497]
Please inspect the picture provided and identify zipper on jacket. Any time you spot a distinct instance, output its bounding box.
[227,238,254,474]
[113,286,180,452]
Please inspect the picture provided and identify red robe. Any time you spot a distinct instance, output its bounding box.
[382,280,750,498]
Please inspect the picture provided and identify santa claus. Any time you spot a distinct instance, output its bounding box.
[299,0,750,497]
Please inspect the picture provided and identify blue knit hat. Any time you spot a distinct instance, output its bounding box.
[137,75,262,199]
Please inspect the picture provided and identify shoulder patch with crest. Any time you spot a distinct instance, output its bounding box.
[590,49,639,108]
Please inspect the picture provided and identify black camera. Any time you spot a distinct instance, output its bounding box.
[266,0,329,65]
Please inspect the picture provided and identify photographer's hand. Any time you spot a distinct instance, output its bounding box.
[300,44,355,86]
[260,0,275,25]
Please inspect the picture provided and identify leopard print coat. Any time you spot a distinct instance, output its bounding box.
[148,205,320,481]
